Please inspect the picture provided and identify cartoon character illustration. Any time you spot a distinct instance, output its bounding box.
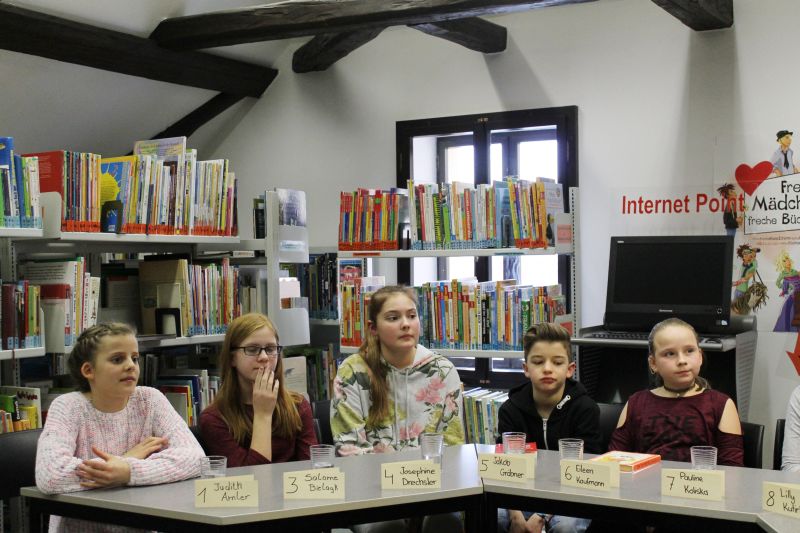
[545,214,555,246]
[771,130,799,177]
[716,183,743,235]
[773,250,800,332]
[731,244,768,315]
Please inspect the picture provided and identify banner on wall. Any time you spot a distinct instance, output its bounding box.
[607,129,800,374]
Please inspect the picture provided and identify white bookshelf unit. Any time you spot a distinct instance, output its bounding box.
[337,188,578,360]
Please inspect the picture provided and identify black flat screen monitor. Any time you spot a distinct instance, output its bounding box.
[604,235,734,333]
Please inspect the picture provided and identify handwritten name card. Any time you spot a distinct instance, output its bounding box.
[381,459,441,489]
[195,475,258,507]
[661,468,725,501]
[560,460,614,491]
[763,481,800,519]
[478,453,535,482]
[283,468,345,499]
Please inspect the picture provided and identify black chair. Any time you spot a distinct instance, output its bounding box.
[597,402,624,452]
[313,418,323,445]
[0,428,42,500]
[189,424,208,454]
[312,399,334,445]
[774,418,786,470]
[741,421,764,469]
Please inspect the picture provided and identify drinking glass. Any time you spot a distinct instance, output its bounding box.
[420,432,444,464]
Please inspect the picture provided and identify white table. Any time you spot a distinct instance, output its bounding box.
[23,444,482,532]
[478,446,800,532]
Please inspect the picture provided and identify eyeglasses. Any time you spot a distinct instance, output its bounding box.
[235,345,283,357]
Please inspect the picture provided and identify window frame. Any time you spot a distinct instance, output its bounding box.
[396,106,578,389]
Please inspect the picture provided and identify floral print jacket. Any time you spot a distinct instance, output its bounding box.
[331,345,465,456]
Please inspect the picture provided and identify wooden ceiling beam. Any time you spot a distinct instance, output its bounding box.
[0,4,277,98]
[151,0,596,50]
[410,18,507,53]
[651,0,733,31]
[292,28,385,73]
[149,93,246,140]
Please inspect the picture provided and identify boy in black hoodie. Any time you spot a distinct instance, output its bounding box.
[497,323,601,533]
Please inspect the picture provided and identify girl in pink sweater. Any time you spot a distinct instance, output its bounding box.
[36,322,204,532]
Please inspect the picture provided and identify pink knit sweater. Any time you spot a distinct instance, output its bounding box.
[36,386,205,532]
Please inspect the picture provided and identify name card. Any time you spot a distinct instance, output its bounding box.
[283,468,345,499]
[661,468,725,501]
[195,475,258,507]
[560,460,615,491]
[763,481,800,518]
[381,459,441,489]
[478,453,535,482]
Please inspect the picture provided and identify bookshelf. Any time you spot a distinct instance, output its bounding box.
[197,189,310,347]
[337,188,578,361]
[0,227,45,372]
[0,192,245,388]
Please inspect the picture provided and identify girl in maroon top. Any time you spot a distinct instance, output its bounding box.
[609,317,744,466]
[200,313,317,466]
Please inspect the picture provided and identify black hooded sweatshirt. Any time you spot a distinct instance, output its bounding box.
[496,378,602,454]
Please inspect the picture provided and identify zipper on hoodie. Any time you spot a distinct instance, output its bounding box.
[542,418,548,450]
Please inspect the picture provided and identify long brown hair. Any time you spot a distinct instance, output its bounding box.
[211,313,303,443]
[647,317,709,390]
[359,285,418,428]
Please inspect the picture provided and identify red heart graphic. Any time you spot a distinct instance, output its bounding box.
[735,161,773,195]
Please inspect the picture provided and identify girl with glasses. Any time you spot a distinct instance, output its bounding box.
[200,313,317,466]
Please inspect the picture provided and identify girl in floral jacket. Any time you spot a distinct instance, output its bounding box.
[331,285,464,456]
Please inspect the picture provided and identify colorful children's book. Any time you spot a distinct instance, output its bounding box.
[591,450,661,472]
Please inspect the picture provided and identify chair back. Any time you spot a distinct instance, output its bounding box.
[597,402,624,452]
[774,418,786,470]
[312,399,334,445]
[0,428,43,499]
[741,421,764,469]
[189,424,208,454]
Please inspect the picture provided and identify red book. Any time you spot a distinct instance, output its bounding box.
[591,451,661,472]
[24,151,69,231]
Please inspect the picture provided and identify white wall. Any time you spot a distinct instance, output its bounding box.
[207,0,799,463]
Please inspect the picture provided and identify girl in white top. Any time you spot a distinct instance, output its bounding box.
[36,322,204,532]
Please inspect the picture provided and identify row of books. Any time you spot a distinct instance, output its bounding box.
[1,280,42,349]
[339,275,568,351]
[1,135,238,236]
[408,178,564,250]
[339,276,386,347]
[338,188,409,250]
[336,179,565,251]
[0,385,43,434]
[283,344,341,404]
[139,256,242,338]
[0,137,42,229]
[140,354,220,426]
[415,279,567,351]
[291,253,339,320]
[21,257,100,350]
[463,387,508,445]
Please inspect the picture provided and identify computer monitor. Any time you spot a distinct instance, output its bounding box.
[604,235,734,333]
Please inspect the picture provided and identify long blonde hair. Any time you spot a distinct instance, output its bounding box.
[212,313,302,443]
[359,286,418,428]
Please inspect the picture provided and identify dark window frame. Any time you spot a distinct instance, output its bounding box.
[396,106,578,389]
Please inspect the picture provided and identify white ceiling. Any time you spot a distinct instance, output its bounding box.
[1,1,302,157]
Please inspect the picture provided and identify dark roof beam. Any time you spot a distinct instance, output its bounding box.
[410,17,507,53]
[651,0,733,31]
[0,4,276,98]
[151,0,596,50]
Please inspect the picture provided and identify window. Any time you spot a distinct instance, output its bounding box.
[397,107,578,388]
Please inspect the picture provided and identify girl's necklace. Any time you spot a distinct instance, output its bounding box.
[662,381,698,397]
